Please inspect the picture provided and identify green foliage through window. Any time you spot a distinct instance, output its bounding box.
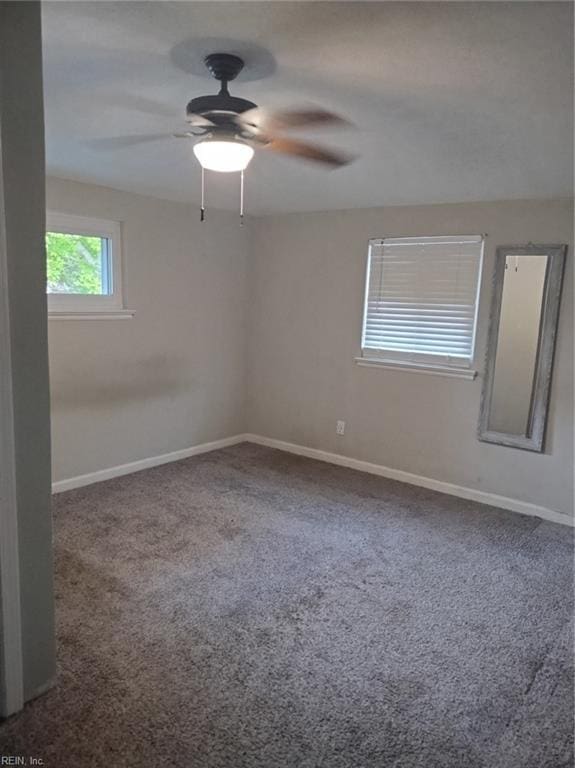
[46,232,108,295]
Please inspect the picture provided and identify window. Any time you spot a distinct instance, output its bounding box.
[46,212,125,314]
[360,235,483,372]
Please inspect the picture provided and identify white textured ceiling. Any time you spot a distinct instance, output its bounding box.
[42,2,573,215]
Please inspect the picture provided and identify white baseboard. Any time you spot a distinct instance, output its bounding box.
[52,431,573,528]
[52,434,249,494]
[244,433,574,528]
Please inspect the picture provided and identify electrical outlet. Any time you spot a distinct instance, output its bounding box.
[336,420,346,436]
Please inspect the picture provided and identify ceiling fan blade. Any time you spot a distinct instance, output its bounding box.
[236,107,350,132]
[263,137,354,168]
[87,133,169,151]
[173,131,206,139]
[186,114,215,128]
[105,92,178,119]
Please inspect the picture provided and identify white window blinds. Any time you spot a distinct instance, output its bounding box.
[362,235,483,366]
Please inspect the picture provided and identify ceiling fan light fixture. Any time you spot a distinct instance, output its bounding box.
[193,138,254,173]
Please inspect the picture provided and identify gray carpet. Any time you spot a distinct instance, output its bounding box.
[1,442,573,767]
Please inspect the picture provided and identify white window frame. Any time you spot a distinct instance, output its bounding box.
[46,211,126,315]
[357,235,484,379]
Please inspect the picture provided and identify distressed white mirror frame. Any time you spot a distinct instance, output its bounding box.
[478,243,567,452]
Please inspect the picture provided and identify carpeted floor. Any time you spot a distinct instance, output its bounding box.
[1,443,573,767]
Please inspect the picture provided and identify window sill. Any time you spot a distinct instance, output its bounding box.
[48,310,135,321]
[354,356,477,380]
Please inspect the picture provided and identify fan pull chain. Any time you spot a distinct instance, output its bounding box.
[200,167,206,222]
[198,168,247,225]
[240,170,245,226]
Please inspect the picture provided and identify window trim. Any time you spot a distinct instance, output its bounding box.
[354,356,477,380]
[359,234,484,375]
[46,211,125,314]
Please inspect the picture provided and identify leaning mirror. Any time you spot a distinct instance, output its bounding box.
[478,244,567,452]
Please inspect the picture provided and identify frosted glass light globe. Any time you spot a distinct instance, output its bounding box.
[193,139,254,173]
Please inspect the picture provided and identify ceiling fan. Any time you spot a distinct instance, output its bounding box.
[93,52,354,221]
[176,52,353,173]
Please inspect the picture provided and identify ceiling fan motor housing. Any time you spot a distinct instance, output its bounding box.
[186,94,257,121]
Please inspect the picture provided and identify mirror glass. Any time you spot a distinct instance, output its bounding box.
[488,254,547,435]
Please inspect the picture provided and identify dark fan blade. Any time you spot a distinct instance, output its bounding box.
[87,134,169,151]
[236,107,350,132]
[264,137,354,168]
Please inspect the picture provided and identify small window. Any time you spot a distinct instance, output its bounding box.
[46,212,124,313]
[361,235,484,368]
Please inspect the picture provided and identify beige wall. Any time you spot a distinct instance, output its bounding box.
[47,189,573,519]
[47,177,250,482]
[247,199,573,518]
[0,2,56,701]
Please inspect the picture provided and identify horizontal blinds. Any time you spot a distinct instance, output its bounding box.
[362,236,483,362]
